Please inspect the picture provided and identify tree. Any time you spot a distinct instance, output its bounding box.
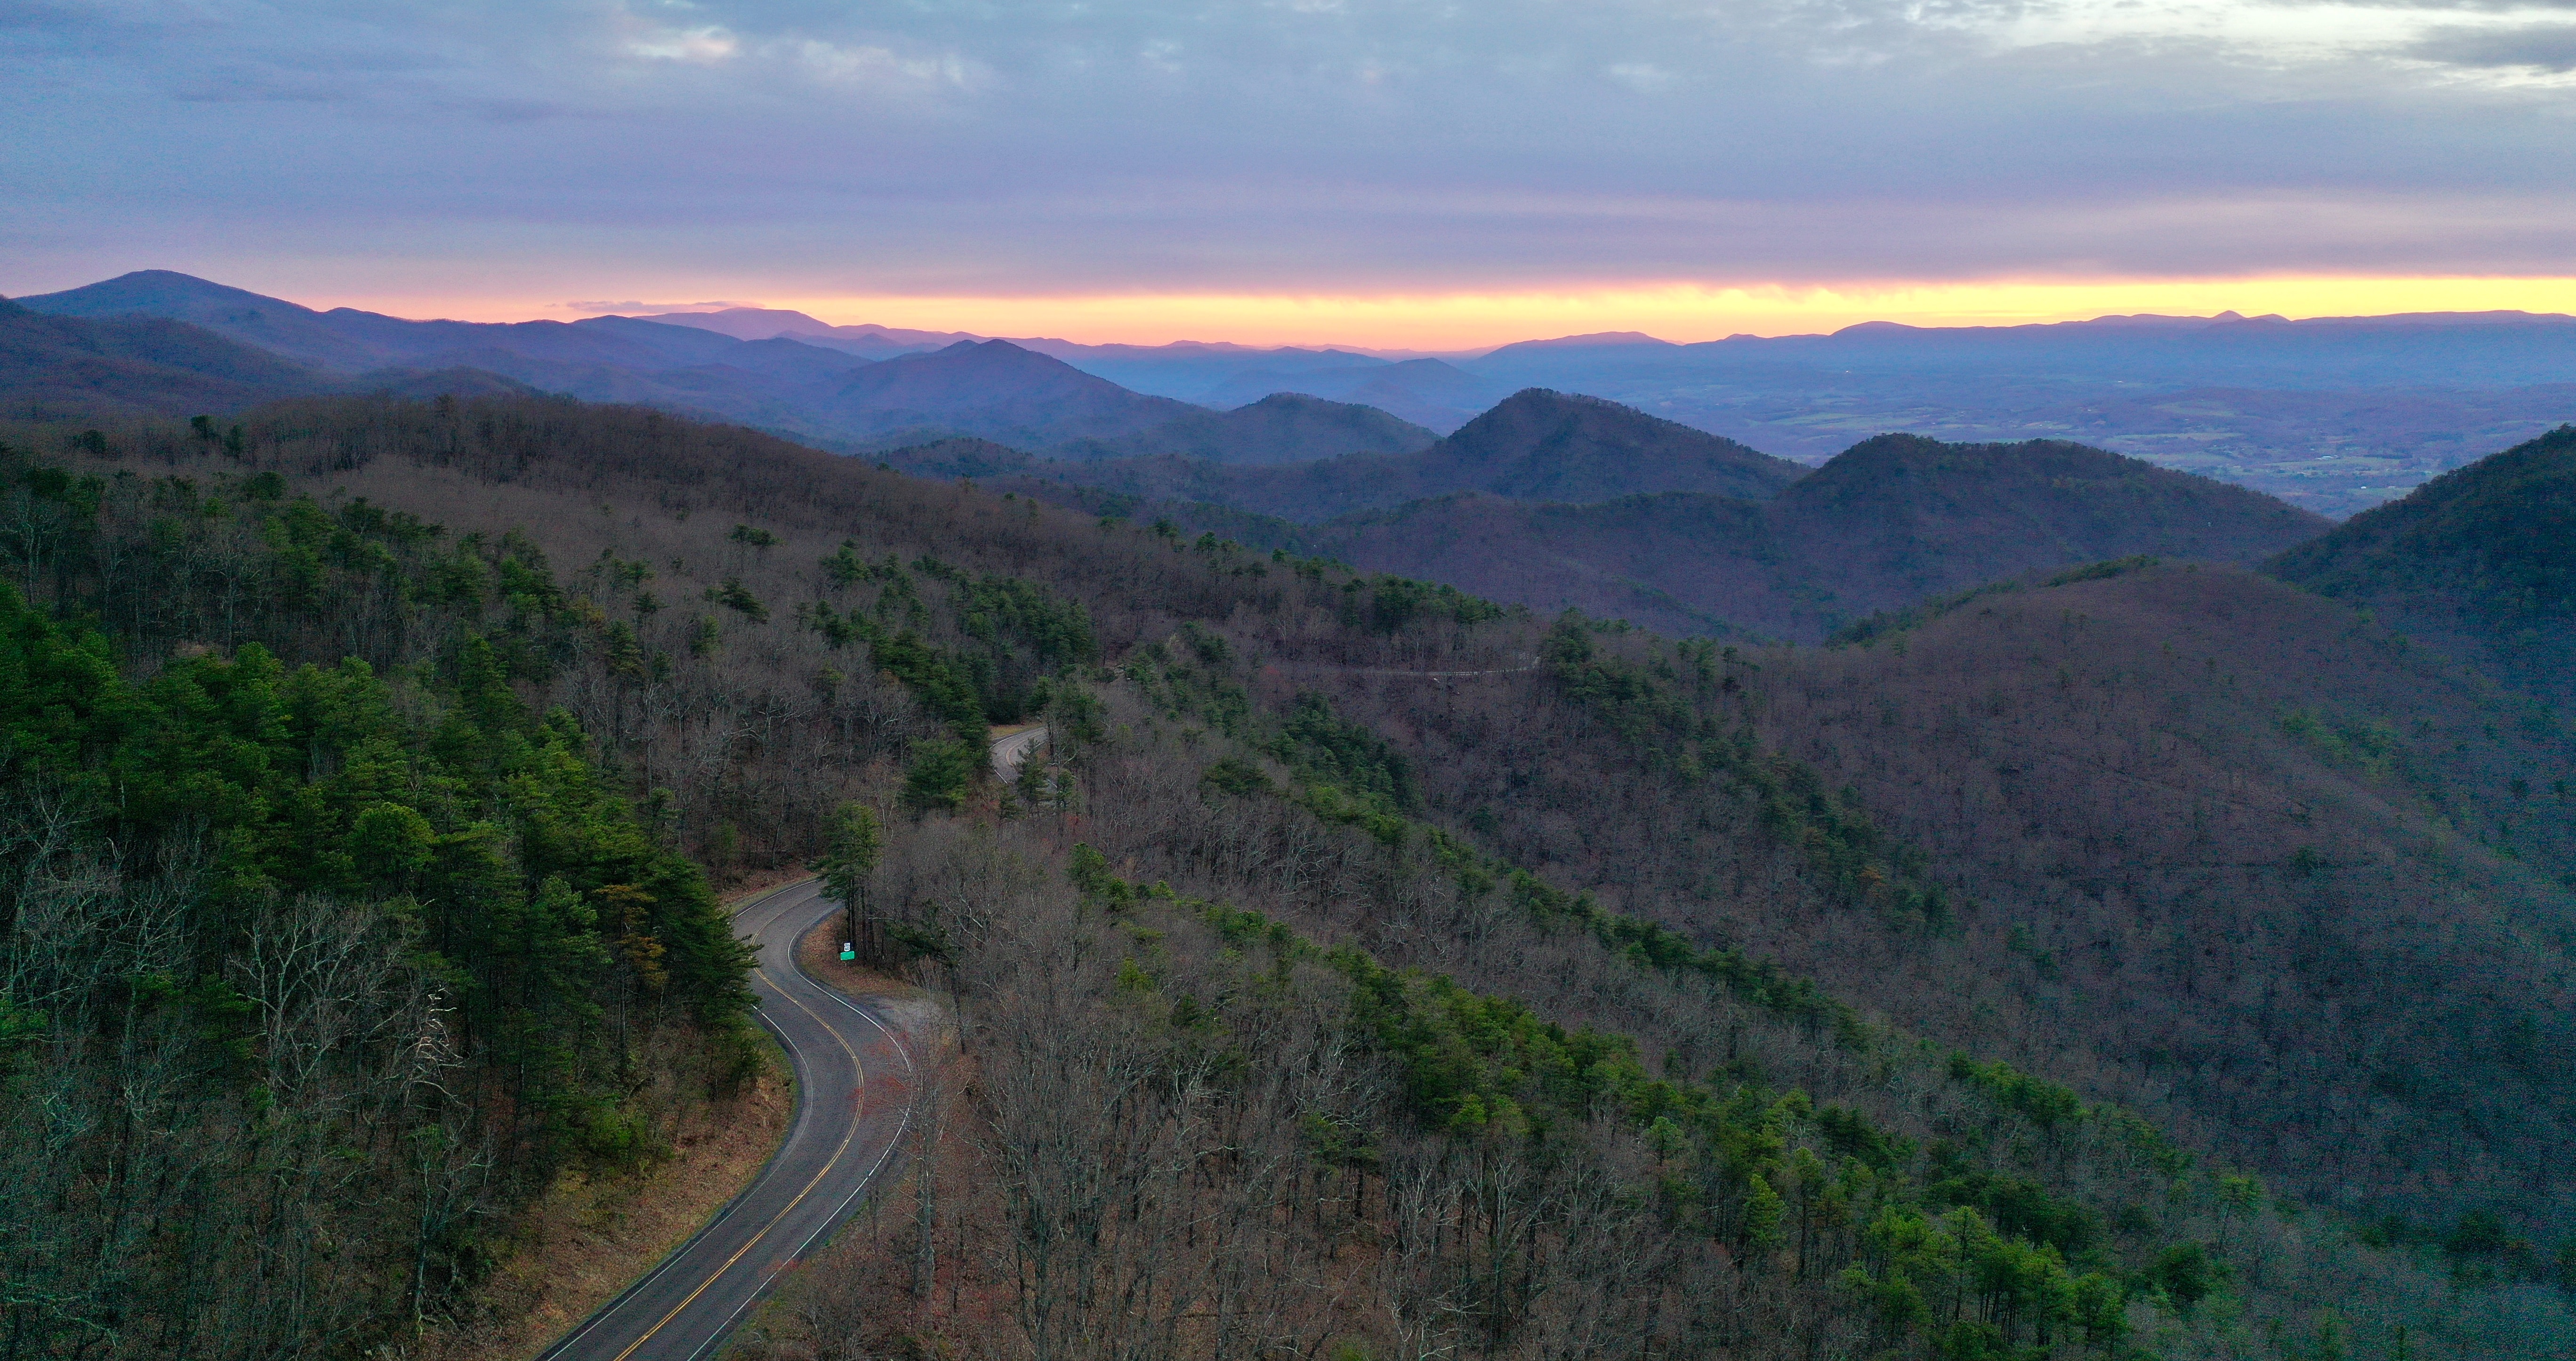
[903,740,975,814]
[2216,1173,2262,1253]
[1013,745,1052,811]
[817,801,884,961]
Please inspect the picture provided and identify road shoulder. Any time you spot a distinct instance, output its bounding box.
[793,911,944,1032]
[412,1054,791,1361]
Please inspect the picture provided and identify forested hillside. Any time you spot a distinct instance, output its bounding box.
[1076,435,2329,640]
[988,387,1807,524]
[0,296,331,418]
[2269,424,2576,706]
[6,394,2570,1360]
[0,448,756,1356]
[1060,391,1440,464]
[1765,563,2576,1228]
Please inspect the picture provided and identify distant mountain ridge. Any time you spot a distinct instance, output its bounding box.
[0,296,565,420]
[626,307,979,358]
[1457,310,2576,514]
[989,388,1806,522]
[11,272,1448,464]
[821,339,1204,446]
[15,271,892,440]
[1064,432,2331,640]
[0,295,333,417]
[1063,392,1438,465]
[21,270,811,375]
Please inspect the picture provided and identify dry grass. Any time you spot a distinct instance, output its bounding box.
[793,912,941,1022]
[405,1065,791,1361]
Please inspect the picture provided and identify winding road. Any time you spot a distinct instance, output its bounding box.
[536,879,921,1361]
[988,723,1048,778]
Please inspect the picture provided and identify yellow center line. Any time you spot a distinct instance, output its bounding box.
[610,946,866,1361]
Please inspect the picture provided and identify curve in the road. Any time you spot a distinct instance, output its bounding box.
[536,879,920,1361]
[989,723,1048,778]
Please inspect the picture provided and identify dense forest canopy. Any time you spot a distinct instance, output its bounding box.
[0,461,756,1356]
[2269,423,2576,705]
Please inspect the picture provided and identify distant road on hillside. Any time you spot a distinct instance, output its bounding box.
[989,723,1049,778]
[1266,654,1540,681]
[537,879,919,1361]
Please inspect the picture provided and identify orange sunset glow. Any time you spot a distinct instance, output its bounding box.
[325,275,2576,349]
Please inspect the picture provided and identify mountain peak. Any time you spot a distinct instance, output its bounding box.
[1784,434,2328,544]
[19,270,310,319]
[1481,330,1675,356]
[626,305,840,339]
[1429,388,1807,502]
[1063,389,1440,466]
[831,332,1200,445]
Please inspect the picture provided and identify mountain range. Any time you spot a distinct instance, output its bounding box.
[0,277,2381,644]
[1461,313,2576,516]
[0,295,333,418]
[21,270,2576,515]
[641,298,2576,515]
[11,272,1426,461]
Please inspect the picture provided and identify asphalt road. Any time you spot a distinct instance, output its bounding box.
[989,723,1048,778]
[538,878,920,1361]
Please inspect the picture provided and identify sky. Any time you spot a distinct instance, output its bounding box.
[6,0,2576,346]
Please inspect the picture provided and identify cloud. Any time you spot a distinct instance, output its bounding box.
[627,23,738,63]
[1606,62,1675,93]
[2411,20,2576,68]
[2351,0,2576,11]
[790,39,986,94]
